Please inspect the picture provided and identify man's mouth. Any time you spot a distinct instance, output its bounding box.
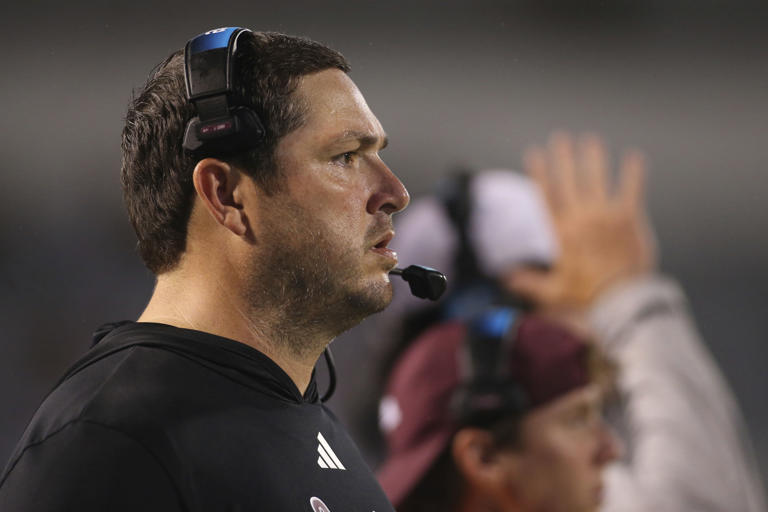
[373,232,394,250]
[370,231,398,267]
[593,483,605,505]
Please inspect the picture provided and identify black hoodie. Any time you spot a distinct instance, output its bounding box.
[0,322,394,512]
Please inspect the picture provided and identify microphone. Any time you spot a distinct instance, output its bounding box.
[390,265,447,301]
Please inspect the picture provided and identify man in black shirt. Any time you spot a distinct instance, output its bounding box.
[0,28,408,511]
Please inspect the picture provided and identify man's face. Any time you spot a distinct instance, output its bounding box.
[501,385,619,512]
[244,69,409,339]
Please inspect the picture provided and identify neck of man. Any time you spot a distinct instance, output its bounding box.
[138,263,336,396]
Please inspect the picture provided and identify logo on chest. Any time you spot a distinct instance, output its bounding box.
[316,432,346,470]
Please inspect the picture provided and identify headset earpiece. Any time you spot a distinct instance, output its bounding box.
[453,307,528,426]
[182,27,265,155]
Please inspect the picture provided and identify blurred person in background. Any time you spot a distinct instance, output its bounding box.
[378,305,622,512]
[374,132,766,511]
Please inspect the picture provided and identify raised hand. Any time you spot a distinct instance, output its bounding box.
[504,132,656,311]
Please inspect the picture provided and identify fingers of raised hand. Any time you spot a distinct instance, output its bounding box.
[549,131,579,209]
[579,133,609,202]
[524,146,556,212]
[529,131,645,203]
[618,150,646,213]
[524,131,647,223]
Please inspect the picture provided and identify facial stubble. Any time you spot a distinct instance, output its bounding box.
[244,196,393,358]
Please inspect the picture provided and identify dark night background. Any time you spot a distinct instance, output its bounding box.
[1,0,766,483]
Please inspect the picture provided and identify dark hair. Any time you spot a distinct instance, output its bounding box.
[121,32,350,274]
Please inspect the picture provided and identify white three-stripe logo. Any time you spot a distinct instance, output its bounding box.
[316,432,345,470]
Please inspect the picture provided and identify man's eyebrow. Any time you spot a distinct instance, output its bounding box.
[329,130,389,150]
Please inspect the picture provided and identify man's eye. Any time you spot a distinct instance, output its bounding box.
[334,152,358,165]
[564,407,597,429]
[564,412,585,427]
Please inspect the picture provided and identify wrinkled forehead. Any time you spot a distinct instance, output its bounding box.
[295,68,384,137]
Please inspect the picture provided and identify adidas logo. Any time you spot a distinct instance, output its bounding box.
[316,432,345,470]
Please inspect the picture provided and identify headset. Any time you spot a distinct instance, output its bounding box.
[437,173,530,424]
[439,171,485,288]
[182,27,265,156]
[181,28,447,402]
[452,307,528,426]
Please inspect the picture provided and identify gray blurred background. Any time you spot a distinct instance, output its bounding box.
[1,0,766,481]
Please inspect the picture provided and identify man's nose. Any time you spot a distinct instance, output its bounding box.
[366,161,410,215]
[595,421,623,465]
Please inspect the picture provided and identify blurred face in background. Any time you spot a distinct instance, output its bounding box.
[493,384,619,512]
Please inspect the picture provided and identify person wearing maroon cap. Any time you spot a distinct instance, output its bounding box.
[378,310,620,512]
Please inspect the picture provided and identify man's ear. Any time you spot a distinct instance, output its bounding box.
[192,158,247,236]
[452,428,520,501]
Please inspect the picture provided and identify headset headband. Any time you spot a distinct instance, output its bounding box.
[184,27,246,101]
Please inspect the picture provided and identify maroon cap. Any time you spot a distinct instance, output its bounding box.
[376,314,590,507]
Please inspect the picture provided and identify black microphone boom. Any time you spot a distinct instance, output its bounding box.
[390,265,447,301]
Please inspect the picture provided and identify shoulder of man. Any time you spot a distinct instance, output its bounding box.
[0,419,184,511]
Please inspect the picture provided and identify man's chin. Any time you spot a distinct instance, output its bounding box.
[327,289,389,337]
[361,277,394,313]
[344,278,393,319]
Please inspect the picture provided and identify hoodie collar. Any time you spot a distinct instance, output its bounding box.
[92,321,319,404]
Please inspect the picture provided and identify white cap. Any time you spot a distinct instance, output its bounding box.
[388,169,558,316]
[469,169,558,275]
